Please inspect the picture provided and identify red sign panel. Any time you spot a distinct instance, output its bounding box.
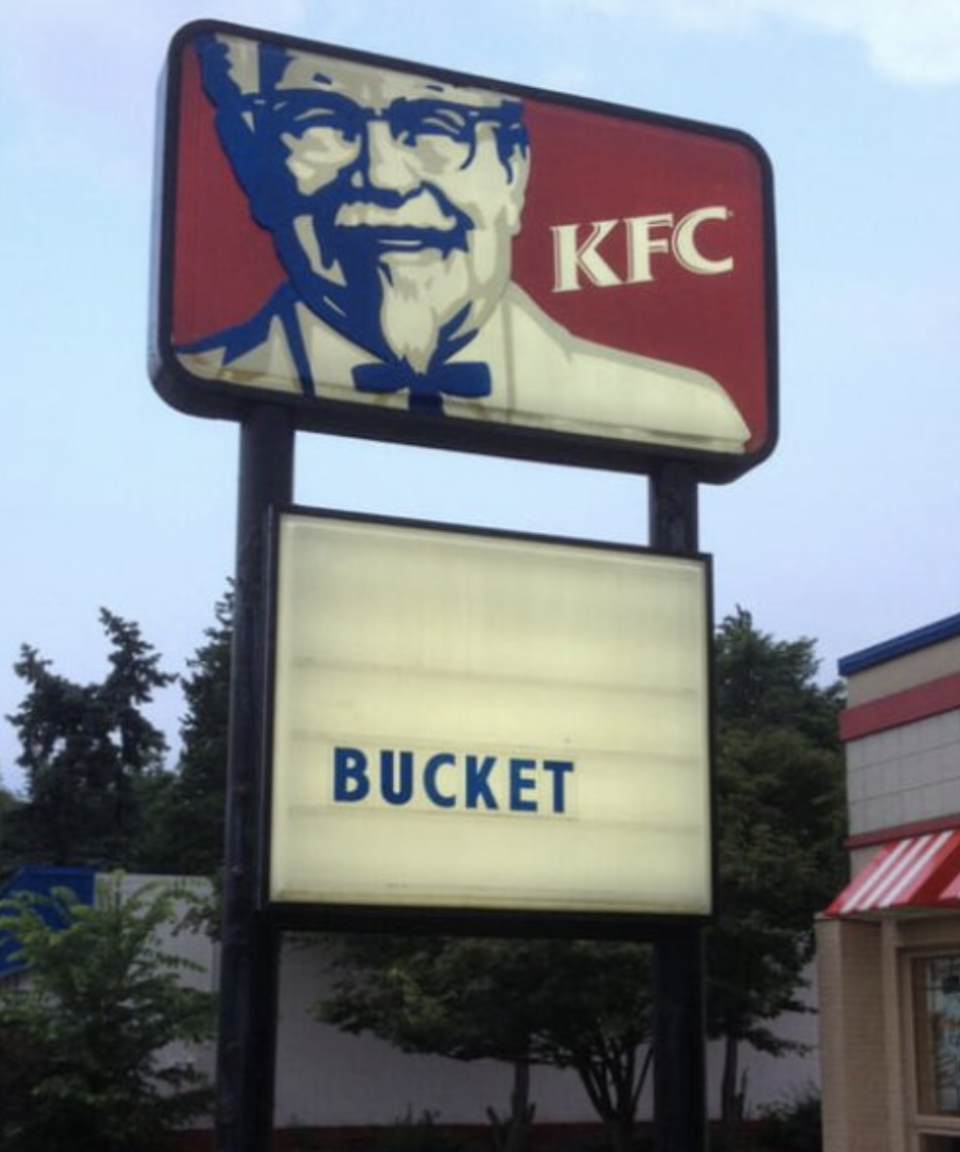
[152,21,776,479]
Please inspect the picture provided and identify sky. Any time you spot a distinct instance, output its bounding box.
[1,0,959,793]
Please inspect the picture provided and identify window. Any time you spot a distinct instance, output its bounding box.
[913,955,960,1117]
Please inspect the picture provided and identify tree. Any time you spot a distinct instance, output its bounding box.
[319,935,542,1152]
[521,940,653,1152]
[317,935,653,1152]
[0,873,215,1152]
[707,608,845,1145]
[6,611,175,869]
[139,589,233,876]
[0,783,24,880]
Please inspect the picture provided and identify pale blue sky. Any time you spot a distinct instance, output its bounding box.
[2,0,959,790]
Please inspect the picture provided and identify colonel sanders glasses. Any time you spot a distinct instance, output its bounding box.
[243,91,527,174]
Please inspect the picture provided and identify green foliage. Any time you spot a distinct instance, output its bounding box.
[0,784,23,880]
[0,1020,46,1137]
[318,935,652,1152]
[4,591,234,880]
[139,589,233,876]
[0,873,215,1152]
[5,611,175,869]
[709,608,845,1132]
[322,935,552,1061]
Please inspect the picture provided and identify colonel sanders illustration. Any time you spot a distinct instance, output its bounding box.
[177,34,749,454]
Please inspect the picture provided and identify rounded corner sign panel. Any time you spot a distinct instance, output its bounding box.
[269,511,714,921]
[152,21,777,478]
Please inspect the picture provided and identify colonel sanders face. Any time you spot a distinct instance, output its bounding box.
[202,38,530,374]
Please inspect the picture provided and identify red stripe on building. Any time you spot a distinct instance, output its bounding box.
[839,670,960,742]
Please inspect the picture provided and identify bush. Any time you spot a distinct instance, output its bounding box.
[754,1086,822,1152]
[0,874,215,1152]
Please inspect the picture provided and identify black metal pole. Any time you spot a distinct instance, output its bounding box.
[216,406,295,1152]
[648,462,708,1152]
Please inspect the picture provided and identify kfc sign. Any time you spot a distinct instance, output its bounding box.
[151,21,777,480]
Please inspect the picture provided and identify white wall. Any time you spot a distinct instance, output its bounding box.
[272,941,817,1127]
[126,881,818,1130]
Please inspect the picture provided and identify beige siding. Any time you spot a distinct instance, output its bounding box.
[818,917,891,1152]
[847,637,960,706]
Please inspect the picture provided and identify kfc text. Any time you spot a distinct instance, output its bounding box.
[552,204,734,291]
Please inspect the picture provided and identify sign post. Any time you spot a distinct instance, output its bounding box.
[216,408,293,1152]
[649,462,706,1152]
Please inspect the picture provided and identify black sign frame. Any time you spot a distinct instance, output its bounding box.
[258,504,718,941]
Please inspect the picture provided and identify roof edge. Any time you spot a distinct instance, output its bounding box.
[839,612,960,677]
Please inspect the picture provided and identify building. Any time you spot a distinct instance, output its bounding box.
[819,612,960,1152]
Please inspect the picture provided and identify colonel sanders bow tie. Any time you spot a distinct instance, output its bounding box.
[353,360,492,411]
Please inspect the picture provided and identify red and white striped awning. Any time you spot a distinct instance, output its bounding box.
[826,829,960,917]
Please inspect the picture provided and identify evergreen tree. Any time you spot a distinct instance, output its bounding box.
[140,589,233,876]
[6,611,175,869]
[0,783,23,880]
